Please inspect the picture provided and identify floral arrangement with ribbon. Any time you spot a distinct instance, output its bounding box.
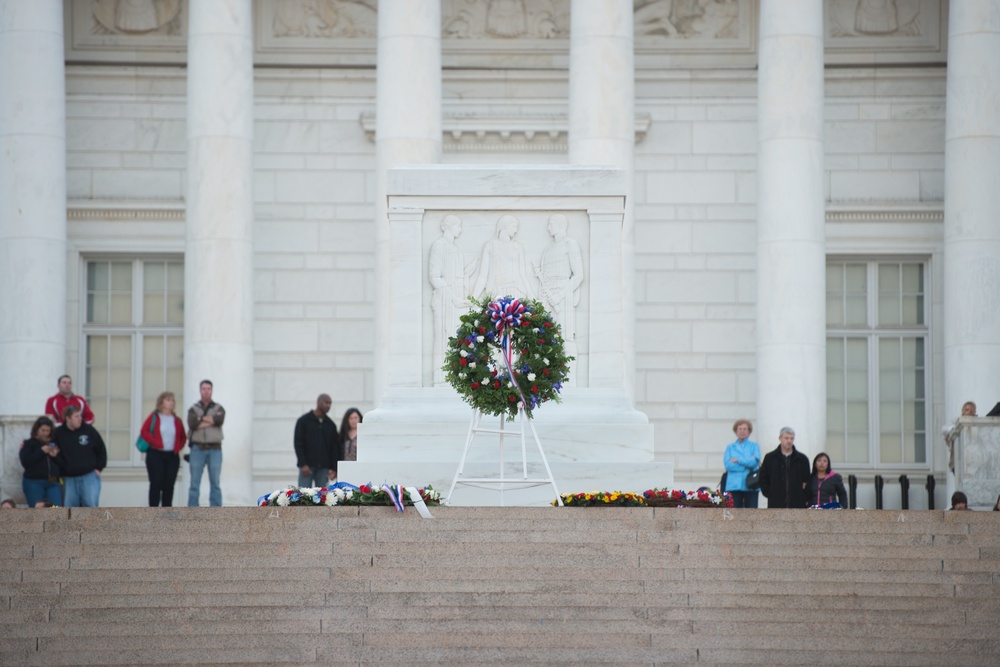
[257,481,442,509]
[443,295,573,419]
[553,488,734,508]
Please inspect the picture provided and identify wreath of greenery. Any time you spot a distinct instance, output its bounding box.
[443,295,573,419]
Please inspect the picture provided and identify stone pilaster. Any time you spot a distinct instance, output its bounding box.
[755,0,827,453]
[374,0,442,399]
[184,0,255,505]
[943,2,1000,416]
[568,0,635,399]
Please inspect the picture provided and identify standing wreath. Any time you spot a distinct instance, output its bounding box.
[443,295,573,419]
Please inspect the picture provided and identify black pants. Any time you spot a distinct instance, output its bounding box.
[146,448,181,506]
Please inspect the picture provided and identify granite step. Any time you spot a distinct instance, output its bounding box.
[0,506,998,666]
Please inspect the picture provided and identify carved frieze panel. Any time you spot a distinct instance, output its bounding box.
[66,0,187,62]
[420,208,592,388]
[825,0,946,64]
[271,0,377,38]
[91,0,183,35]
[442,0,569,39]
[63,1,946,69]
[633,0,757,68]
[634,0,747,42]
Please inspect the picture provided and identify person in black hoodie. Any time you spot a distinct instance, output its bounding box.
[19,416,62,507]
[759,426,810,508]
[54,405,107,507]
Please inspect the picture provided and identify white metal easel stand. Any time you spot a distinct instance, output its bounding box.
[447,407,563,506]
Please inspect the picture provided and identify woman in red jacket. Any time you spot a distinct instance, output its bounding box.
[140,391,187,506]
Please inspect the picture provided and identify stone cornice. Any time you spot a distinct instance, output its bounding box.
[360,112,650,153]
[825,206,943,224]
[68,202,185,221]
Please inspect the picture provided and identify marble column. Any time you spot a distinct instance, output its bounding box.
[0,1,66,415]
[943,2,1000,417]
[755,1,826,453]
[185,0,255,505]
[568,0,635,396]
[373,0,442,399]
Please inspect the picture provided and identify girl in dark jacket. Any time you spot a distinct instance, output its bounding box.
[19,416,61,507]
[806,452,848,507]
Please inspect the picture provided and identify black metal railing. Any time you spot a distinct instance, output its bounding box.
[845,474,937,510]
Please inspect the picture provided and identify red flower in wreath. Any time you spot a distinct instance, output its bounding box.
[471,382,480,390]
[542,368,550,376]
[459,358,468,366]
[508,395,516,403]
[531,385,539,394]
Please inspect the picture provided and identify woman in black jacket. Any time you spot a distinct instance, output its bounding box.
[19,416,61,507]
[805,452,848,507]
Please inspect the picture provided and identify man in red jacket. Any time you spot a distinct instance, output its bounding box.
[44,375,95,427]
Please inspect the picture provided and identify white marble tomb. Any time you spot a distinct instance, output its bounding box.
[337,165,673,505]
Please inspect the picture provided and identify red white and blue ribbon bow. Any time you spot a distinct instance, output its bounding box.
[488,296,524,333]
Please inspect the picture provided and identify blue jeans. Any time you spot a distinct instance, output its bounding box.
[188,445,222,506]
[23,477,62,507]
[297,467,330,489]
[63,471,101,507]
[730,490,759,508]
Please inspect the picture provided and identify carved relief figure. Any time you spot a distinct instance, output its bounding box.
[854,0,899,35]
[116,0,158,32]
[442,0,568,40]
[828,0,921,37]
[428,215,477,385]
[634,0,739,39]
[634,0,680,36]
[92,0,182,35]
[534,214,584,362]
[486,0,528,37]
[473,215,536,301]
[272,0,377,38]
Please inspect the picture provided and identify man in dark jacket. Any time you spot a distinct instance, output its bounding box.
[294,393,339,487]
[54,405,107,507]
[759,426,810,508]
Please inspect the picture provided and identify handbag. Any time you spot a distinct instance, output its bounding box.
[135,413,157,453]
[745,468,761,490]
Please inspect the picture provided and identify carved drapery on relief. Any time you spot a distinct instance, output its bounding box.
[428,215,478,386]
[472,215,537,301]
[271,0,377,38]
[91,0,183,36]
[633,0,742,40]
[443,0,568,39]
